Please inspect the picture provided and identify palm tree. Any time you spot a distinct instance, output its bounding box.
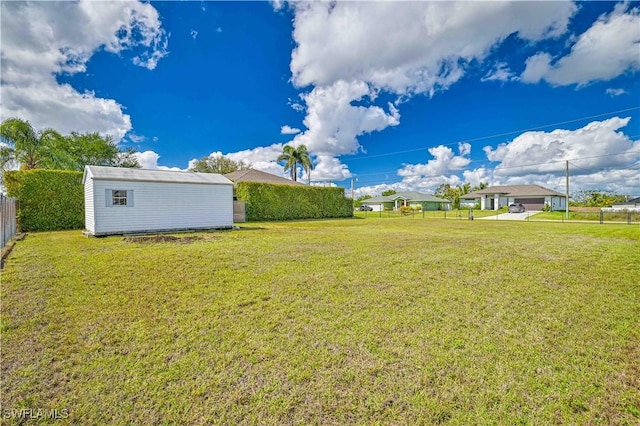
[0,118,69,170]
[277,144,313,183]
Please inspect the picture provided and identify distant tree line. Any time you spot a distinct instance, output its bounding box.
[571,190,630,207]
[0,118,139,182]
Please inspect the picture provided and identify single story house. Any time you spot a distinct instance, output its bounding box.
[462,184,566,211]
[363,191,451,212]
[611,197,640,209]
[224,169,305,186]
[223,168,305,222]
[83,165,234,236]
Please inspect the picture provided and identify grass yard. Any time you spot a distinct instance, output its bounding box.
[1,219,639,425]
[533,211,640,223]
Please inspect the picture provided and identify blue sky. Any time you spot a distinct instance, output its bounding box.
[1,1,639,196]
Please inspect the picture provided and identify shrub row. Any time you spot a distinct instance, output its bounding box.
[4,170,84,232]
[236,182,353,221]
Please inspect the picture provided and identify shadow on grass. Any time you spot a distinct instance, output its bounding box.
[235,226,268,231]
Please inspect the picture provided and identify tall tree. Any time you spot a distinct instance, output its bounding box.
[472,182,488,191]
[114,146,141,169]
[0,118,67,170]
[189,155,250,174]
[277,144,313,182]
[0,118,139,171]
[62,132,121,170]
[381,189,397,196]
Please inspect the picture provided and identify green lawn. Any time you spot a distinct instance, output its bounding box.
[533,210,640,223]
[2,219,639,425]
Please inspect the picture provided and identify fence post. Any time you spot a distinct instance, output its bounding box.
[600,211,604,224]
[628,212,631,225]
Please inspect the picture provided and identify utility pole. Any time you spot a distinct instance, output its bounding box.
[565,160,569,220]
[350,178,354,200]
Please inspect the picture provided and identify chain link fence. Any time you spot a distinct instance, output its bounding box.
[355,208,640,224]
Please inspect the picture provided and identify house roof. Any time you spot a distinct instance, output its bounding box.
[613,196,640,205]
[83,165,233,185]
[464,184,565,199]
[365,191,451,204]
[224,169,305,186]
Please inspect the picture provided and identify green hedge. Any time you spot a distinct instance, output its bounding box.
[236,182,353,221]
[4,169,84,232]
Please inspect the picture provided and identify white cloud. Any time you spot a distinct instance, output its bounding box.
[290,1,576,93]
[0,1,168,141]
[303,155,351,183]
[216,27,223,33]
[127,133,146,143]
[191,30,198,40]
[354,117,640,196]
[606,88,627,97]
[521,4,640,86]
[480,117,640,194]
[134,150,181,171]
[481,62,518,83]
[284,1,576,182]
[280,125,301,135]
[292,80,400,156]
[353,182,411,199]
[398,144,472,179]
[288,98,305,112]
[485,117,639,176]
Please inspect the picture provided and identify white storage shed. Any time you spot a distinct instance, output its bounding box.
[83,166,234,236]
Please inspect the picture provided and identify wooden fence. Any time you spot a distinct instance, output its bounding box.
[1,194,18,248]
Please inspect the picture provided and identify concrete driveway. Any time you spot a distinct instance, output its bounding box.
[478,211,541,221]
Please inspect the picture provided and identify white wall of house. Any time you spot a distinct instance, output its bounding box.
[547,196,566,211]
[480,194,504,210]
[367,203,383,212]
[85,177,233,236]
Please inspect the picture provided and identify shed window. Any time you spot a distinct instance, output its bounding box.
[112,190,128,206]
[107,189,133,207]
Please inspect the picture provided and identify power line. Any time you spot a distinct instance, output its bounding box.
[351,150,637,178]
[345,106,640,162]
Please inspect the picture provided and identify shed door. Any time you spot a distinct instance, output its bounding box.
[514,198,544,211]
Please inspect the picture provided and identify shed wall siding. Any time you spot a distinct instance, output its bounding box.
[84,179,95,233]
[92,180,233,234]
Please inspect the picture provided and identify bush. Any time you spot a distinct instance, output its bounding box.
[235,182,353,221]
[4,169,84,231]
[399,205,413,215]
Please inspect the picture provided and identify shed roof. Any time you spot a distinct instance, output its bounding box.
[224,169,305,186]
[83,165,233,185]
[464,184,565,198]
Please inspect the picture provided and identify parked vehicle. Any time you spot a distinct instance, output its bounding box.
[358,205,373,211]
[508,203,525,213]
